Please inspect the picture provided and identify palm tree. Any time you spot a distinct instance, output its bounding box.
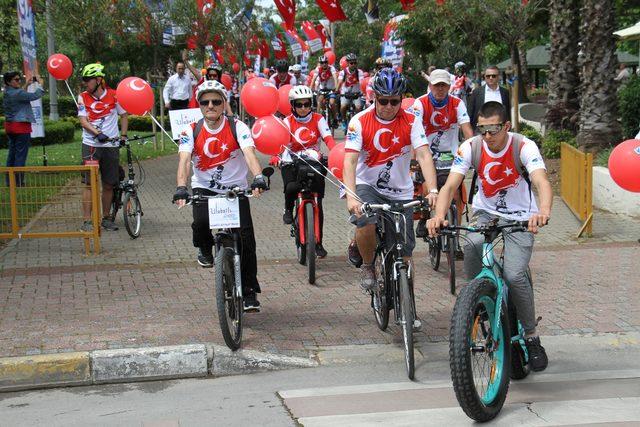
[545,0,580,132]
[576,0,621,151]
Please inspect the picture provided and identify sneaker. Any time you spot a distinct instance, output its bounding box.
[197,248,214,268]
[415,218,427,238]
[101,218,119,231]
[347,241,363,268]
[525,336,548,372]
[80,220,93,232]
[316,243,327,258]
[283,209,293,225]
[360,263,376,292]
[244,293,261,312]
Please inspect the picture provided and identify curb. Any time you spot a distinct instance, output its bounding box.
[0,344,318,393]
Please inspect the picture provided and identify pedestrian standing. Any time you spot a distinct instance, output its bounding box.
[163,61,194,111]
[467,65,512,129]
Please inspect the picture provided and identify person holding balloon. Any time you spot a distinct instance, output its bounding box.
[77,63,128,232]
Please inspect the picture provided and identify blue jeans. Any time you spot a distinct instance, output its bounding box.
[5,133,31,186]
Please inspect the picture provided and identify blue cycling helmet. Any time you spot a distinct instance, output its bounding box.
[372,68,407,96]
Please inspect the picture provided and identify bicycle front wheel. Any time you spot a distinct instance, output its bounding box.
[215,247,242,350]
[399,267,415,380]
[123,192,142,238]
[446,205,457,295]
[450,278,511,422]
[372,251,390,331]
[305,203,316,285]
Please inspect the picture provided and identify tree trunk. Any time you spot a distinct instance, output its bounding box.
[577,0,621,152]
[545,0,580,132]
[511,43,529,104]
[518,34,530,89]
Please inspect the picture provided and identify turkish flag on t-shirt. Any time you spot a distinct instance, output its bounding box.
[274,0,296,30]
[315,0,347,22]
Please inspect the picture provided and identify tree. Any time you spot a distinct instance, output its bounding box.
[545,0,580,132]
[576,0,621,151]
[0,0,20,74]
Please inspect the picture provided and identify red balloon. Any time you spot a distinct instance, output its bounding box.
[221,73,232,90]
[278,84,292,116]
[46,53,73,80]
[232,62,241,74]
[324,51,336,65]
[401,97,415,110]
[251,115,290,155]
[608,139,640,192]
[240,77,278,117]
[116,77,154,115]
[328,142,346,181]
[360,76,370,94]
[339,56,347,70]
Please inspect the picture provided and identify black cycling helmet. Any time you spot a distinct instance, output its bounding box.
[372,68,407,96]
[318,55,328,64]
[275,59,289,73]
[346,53,357,62]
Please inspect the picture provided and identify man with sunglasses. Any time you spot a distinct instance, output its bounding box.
[427,101,552,372]
[336,53,365,130]
[310,55,338,121]
[467,65,511,129]
[343,68,438,301]
[173,80,268,312]
[77,63,128,232]
[163,60,195,111]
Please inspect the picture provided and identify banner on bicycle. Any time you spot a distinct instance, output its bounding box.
[208,197,240,229]
[169,108,203,140]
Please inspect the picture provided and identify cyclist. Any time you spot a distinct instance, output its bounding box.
[365,58,392,107]
[279,86,336,258]
[291,64,306,86]
[173,80,268,312]
[450,61,473,105]
[270,59,297,88]
[78,63,128,232]
[310,55,338,122]
[427,101,552,372]
[343,68,438,296]
[412,69,473,241]
[336,53,364,130]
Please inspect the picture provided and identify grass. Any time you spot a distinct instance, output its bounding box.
[595,147,613,168]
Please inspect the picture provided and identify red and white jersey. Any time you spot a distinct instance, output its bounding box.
[338,68,364,94]
[281,113,333,162]
[77,88,126,148]
[451,133,546,220]
[345,105,429,200]
[314,65,337,89]
[270,72,297,89]
[412,94,470,159]
[178,117,254,192]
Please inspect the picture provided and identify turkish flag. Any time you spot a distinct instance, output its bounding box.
[301,21,323,52]
[285,27,308,51]
[399,0,414,11]
[243,52,252,67]
[197,0,215,15]
[315,0,347,22]
[259,39,270,57]
[272,33,289,59]
[214,48,225,64]
[246,34,261,55]
[315,23,327,46]
[273,0,296,31]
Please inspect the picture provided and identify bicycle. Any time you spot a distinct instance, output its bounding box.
[317,88,337,136]
[186,167,273,350]
[440,219,536,422]
[109,134,153,239]
[361,198,425,380]
[283,157,325,285]
[341,92,361,129]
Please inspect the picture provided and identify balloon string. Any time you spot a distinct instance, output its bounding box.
[148,113,179,147]
[64,80,79,108]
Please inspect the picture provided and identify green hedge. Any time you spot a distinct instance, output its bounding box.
[618,75,640,139]
[0,120,75,149]
[518,122,543,149]
[542,129,577,159]
[0,93,78,118]
[127,115,169,132]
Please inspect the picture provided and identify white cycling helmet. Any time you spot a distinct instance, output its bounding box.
[291,64,302,72]
[288,85,313,101]
[196,79,227,102]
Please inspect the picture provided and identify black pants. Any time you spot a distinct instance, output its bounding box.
[281,165,326,242]
[192,188,260,294]
[169,99,190,110]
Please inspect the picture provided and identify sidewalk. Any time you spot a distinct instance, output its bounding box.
[1,152,639,359]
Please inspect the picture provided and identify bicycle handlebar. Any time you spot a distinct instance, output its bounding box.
[440,220,539,236]
[185,188,254,205]
[360,199,425,215]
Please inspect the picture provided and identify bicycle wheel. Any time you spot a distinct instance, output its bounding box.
[446,205,457,295]
[305,203,316,285]
[450,278,511,422]
[428,236,441,270]
[122,192,142,239]
[372,250,390,331]
[399,266,415,380]
[509,268,533,380]
[295,205,306,266]
[215,247,242,350]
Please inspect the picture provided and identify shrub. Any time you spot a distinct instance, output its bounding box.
[542,129,577,159]
[518,124,543,149]
[0,120,75,149]
[618,75,640,139]
[127,115,169,132]
[60,116,82,129]
[595,147,613,168]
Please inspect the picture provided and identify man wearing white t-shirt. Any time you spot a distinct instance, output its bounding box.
[427,101,553,373]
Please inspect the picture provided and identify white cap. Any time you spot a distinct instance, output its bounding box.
[429,69,451,85]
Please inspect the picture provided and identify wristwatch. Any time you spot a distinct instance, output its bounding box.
[429,189,439,194]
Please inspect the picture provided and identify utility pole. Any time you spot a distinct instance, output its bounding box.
[45,0,59,120]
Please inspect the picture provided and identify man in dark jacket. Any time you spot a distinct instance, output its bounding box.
[467,65,511,130]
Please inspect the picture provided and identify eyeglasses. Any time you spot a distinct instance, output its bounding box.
[11,77,21,82]
[294,101,312,109]
[377,98,402,106]
[485,74,499,78]
[199,99,224,107]
[476,123,504,135]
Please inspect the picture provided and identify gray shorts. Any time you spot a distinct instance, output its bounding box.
[81,144,120,185]
[340,94,362,109]
[353,184,416,257]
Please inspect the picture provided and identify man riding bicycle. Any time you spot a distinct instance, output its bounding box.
[336,53,364,130]
[291,64,306,87]
[412,69,473,241]
[310,55,338,121]
[427,101,552,372]
[270,59,297,89]
[173,80,268,312]
[279,86,336,258]
[343,68,438,299]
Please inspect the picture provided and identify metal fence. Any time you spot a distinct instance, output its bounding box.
[560,143,593,237]
[0,165,101,254]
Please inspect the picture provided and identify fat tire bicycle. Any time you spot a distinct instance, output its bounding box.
[440,219,537,422]
[362,198,425,380]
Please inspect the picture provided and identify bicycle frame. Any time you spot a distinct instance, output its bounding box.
[296,191,321,245]
[215,229,243,300]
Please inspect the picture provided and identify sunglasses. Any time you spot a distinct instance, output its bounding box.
[11,77,21,82]
[207,74,218,79]
[82,76,95,82]
[199,99,224,107]
[294,101,312,109]
[477,123,504,135]
[377,98,402,106]
[348,61,357,65]
[485,74,499,78]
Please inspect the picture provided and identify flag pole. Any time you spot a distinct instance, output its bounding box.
[330,22,336,51]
